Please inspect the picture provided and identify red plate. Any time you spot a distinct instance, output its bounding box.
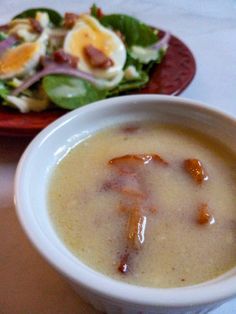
[0,32,196,137]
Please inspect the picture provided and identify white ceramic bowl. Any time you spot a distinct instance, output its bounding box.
[15,95,236,314]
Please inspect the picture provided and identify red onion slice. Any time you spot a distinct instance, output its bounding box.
[11,64,98,96]
[152,31,171,51]
[0,35,18,56]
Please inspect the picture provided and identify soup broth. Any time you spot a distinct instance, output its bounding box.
[48,124,236,288]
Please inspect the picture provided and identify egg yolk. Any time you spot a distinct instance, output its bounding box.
[69,15,116,60]
[0,42,40,76]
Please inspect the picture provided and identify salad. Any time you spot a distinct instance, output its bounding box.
[0,4,170,113]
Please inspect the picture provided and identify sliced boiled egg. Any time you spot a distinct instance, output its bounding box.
[0,31,47,79]
[9,14,49,41]
[9,19,37,42]
[64,14,126,79]
[9,20,36,42]
[35,12,50,28]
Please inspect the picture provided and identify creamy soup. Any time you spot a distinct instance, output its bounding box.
[48,124,236,288]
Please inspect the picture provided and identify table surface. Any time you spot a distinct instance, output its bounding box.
[1,0,236,313]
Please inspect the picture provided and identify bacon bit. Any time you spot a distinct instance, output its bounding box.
[109,154,168,167]
[64,12,80,28]
[151,154,169,165]
[105,153,160,274]
[184,159,208,184]
[127,209,147,250]
[197,204,215,225]
[96,8,104,18]
[118,252,129,274]
[40,51,79,69]
[90,5,104,19]
[53,49,79,68]
[29,18,43,33]
[109,154,145,165]
[84,44,114,69]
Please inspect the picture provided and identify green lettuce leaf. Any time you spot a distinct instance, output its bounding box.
[125,53,143,72]
[108,71,149,96]
[13,8,62,26]
[130,46,162,64]
[0,81,10,100]
[143,48,166,73]
[42,75,107,110]
[100,14,158,47]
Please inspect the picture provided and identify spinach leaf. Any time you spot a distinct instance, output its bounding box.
[13,8,62,26]
[43,75,107,110]
[100,14,157,47]
[143,48,166,73]
[0,80,9,100]
[125,53,143,72]
[108,71,149,96]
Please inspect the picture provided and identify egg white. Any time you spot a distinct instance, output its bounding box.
[63,14,126,79]
[0,30,48,79]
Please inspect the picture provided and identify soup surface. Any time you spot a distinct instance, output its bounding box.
[48,123,236,288]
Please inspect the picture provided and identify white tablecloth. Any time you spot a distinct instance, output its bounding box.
[0,1,235,313]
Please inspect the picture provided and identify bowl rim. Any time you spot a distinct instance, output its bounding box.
[14,94,236,308]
